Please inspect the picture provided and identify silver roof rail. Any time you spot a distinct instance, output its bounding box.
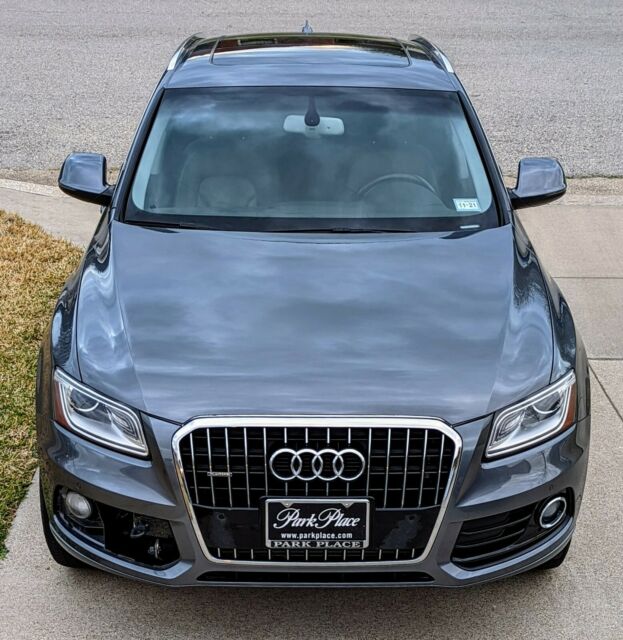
[407,35,454,73]
[167,33,210,71]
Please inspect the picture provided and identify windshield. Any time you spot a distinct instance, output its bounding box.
[127,87,498,232]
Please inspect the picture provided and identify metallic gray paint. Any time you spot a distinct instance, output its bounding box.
[73,222,554,426]
[509,157,567,210]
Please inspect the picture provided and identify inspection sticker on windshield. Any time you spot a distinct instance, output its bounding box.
[453,198,482,213]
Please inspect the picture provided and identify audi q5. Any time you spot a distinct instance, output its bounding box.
[36,31,590,587]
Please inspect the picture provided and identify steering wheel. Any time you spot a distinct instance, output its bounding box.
[356,173,438,199]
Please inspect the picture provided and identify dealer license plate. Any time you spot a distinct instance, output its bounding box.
[265,498,370,550]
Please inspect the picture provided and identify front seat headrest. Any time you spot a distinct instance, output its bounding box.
[198,176,258,211]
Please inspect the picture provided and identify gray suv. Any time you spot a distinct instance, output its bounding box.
[37,31,590,587]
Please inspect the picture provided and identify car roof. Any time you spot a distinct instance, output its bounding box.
[164,33,458,92]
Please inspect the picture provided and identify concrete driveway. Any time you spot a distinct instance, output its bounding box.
[0,182,622,639]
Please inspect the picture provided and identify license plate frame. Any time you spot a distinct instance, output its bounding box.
[264,497,371,550]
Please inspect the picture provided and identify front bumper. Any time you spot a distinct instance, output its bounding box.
[38,412,589,587]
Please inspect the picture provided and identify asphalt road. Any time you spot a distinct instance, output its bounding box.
[0,0,622,180]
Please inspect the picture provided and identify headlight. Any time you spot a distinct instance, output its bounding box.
[53,369,148,457]
[486,370,576,459]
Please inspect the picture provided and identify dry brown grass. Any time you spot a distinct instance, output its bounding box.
[0,211,83,556]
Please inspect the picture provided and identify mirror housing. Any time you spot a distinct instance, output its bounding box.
[508,157,566,209]
[58,152,114,206]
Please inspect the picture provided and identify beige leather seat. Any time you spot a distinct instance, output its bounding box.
[175,139,274,211]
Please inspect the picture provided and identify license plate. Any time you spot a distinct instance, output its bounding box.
[264,498,370,549]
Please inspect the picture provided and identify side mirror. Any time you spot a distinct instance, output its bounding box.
[58,152,114,206]
[508,157,566,209]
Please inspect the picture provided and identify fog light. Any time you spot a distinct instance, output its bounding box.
[64,491,93,520]
[539,496,567,529]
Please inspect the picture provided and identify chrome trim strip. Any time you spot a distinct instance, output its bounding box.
[323,434,330,568]
[437,50,454,74]
[304,427,309,497]
[205,428,215,505]
[243,427,251,508]
[171,416,463,568]
[166,33,210,71]
[283,427,288,497]
[383,428,391,508]
[167,47,184,71]
[325,427,330,497]
[418,430,429,508]
[434,434,445,504]
[400,429,410,508]
[189,432,199,504]
[224,428,233,507]
[262,429,268,494]
[346,427,351,497]
[365,429,372,496]
[262,428,271,561]
[407,35,454,73]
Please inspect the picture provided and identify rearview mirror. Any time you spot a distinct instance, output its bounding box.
[58,152,114,206]
[508,157,566,209]
[283,114,344,138]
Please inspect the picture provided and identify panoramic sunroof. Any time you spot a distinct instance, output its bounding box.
[209,36,410,67]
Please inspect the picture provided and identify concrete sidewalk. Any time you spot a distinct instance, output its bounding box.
[0,179,102,246]
[1,181,622,640]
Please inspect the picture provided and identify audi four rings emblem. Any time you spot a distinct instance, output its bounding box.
[269,447,366,482]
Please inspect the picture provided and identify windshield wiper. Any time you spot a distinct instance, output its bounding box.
[272,227,409,234]
[128,219,216,230]
[128,220,411,233]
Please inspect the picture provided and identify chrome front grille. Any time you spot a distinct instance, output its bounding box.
[178,425,455,510]
[172,417,461,566]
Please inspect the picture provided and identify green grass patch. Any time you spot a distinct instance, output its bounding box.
[0,211,82,556]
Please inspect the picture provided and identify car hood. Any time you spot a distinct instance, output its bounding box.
[76,221,553,425]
